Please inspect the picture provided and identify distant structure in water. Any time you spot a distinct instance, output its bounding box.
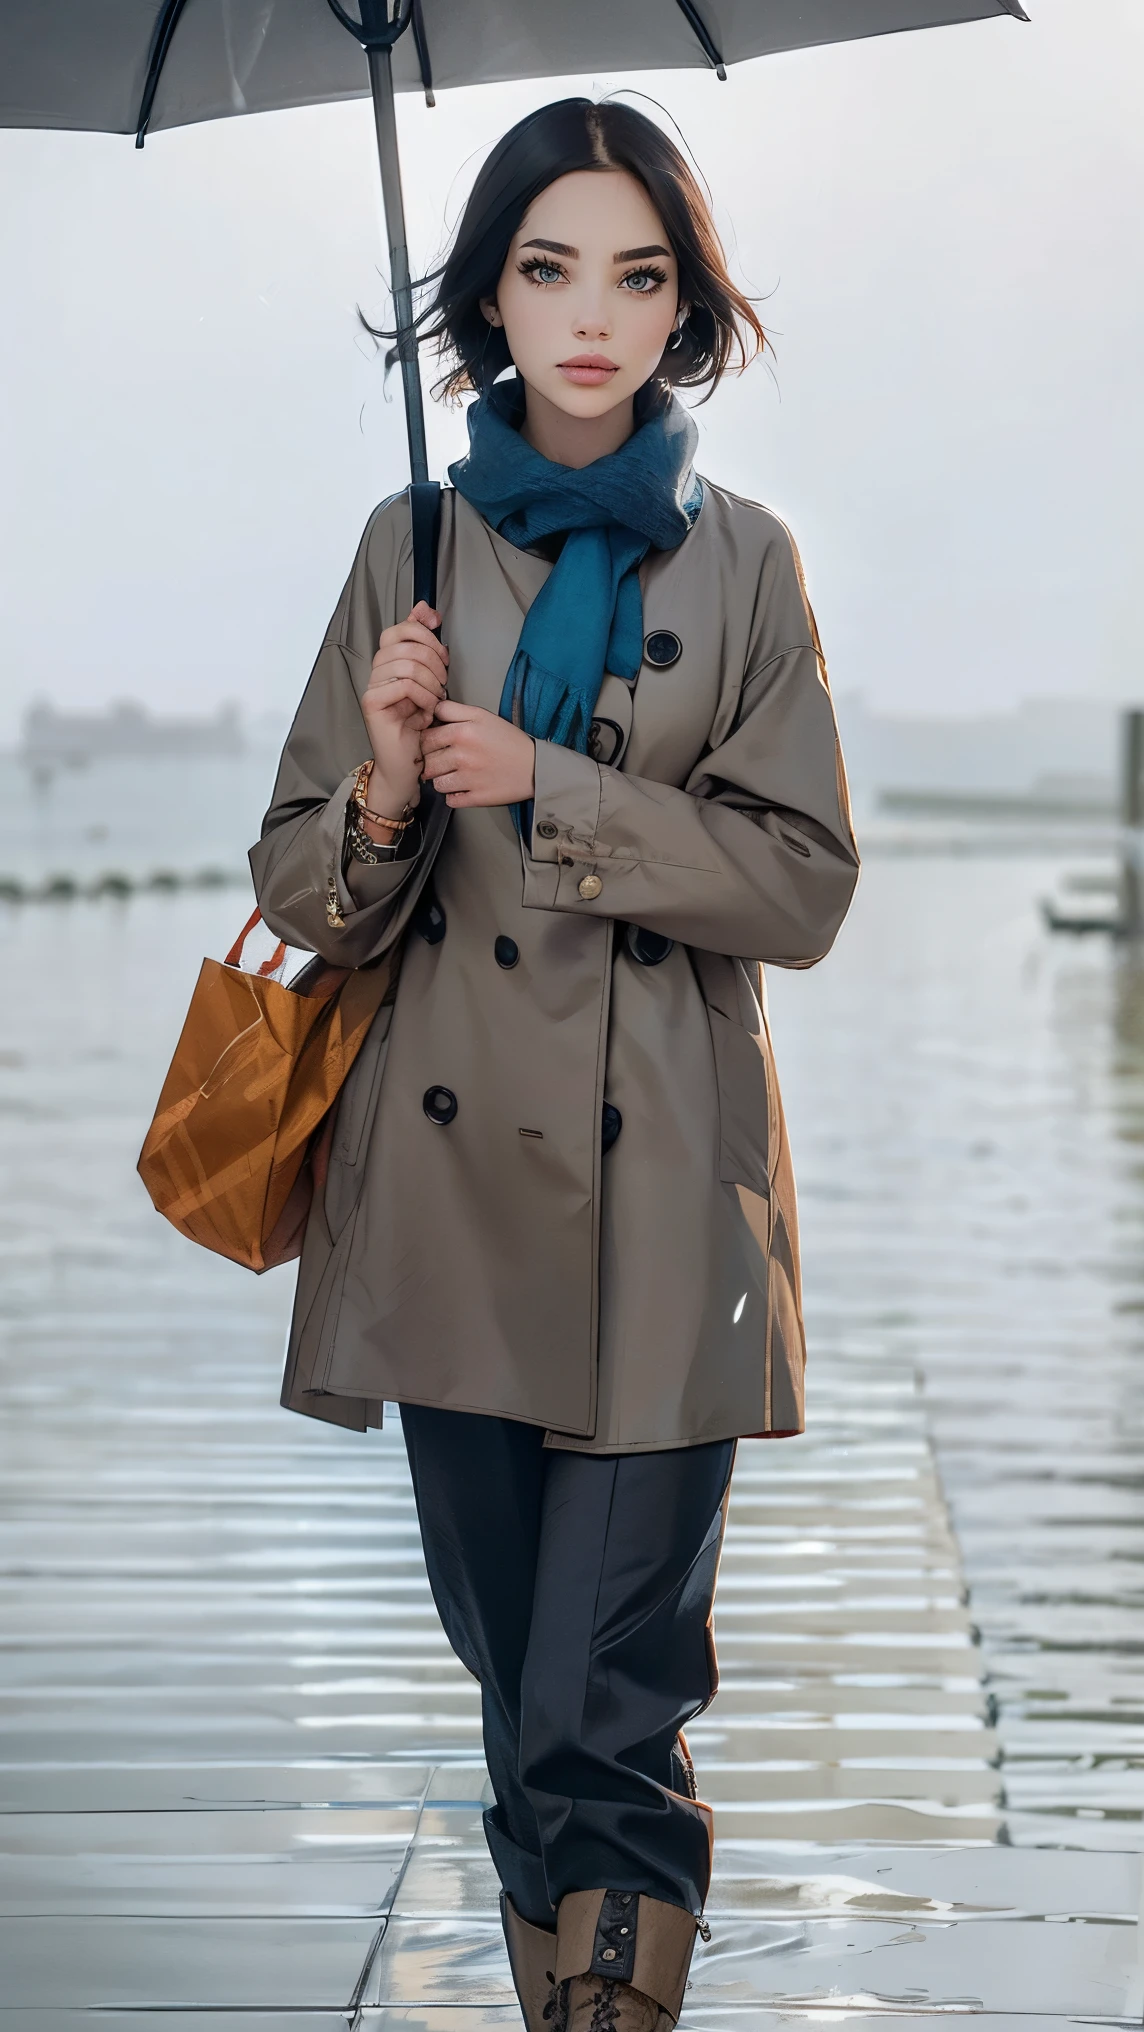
[21,701,246,767]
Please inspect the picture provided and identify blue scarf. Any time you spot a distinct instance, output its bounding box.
[448,376,703,831]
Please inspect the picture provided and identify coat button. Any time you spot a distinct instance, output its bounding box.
[644,629,682,668]
[601,1949,617,1962]
[412,887,446,945]
[625,923,674,967]
[423,1086,458,1126]
[602,1102,622,1153]
[578,874,603,900]
[494,935,519,969]
[588,716,624,765]
[536,819,559,840]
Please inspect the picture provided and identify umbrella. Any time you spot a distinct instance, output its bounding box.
[2,0,1029,482]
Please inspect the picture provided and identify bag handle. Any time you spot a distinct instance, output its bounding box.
[225,906,286,977]
[229,484,441,975]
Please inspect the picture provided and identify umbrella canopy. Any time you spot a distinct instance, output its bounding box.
[1,0,1030,478]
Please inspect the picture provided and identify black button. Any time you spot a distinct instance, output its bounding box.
[494,935,519,969]
[644,629,682,668]
[625,924,674,967]
[412,887,446,945]
[536,819,558,840]
[588,717,624,766]
[602,1102,622,1154]
[423,1086,458,1126]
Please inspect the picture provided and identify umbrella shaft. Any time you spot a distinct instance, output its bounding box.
[368,44,429,484]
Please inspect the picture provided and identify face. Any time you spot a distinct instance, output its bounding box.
[482,168,684,422]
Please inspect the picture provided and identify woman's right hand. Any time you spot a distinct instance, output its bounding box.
[360,601,449,817]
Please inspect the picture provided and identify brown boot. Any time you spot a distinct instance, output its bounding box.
[501,1891,565,2032]
[555,1890,700,2031]
[564,1972,660,2031]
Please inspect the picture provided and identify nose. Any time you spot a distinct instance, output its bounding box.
[573,296,612,343]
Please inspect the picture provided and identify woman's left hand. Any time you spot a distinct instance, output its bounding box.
[421,702,536,808]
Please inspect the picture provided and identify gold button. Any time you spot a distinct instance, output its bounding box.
[577,874,603,900]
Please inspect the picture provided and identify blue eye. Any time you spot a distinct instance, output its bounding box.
[621,265,669,295]
[520,257,565,286]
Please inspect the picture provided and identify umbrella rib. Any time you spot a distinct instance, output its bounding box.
[671,0,727,80]
[411,0,436,107]
[135,0,192,148]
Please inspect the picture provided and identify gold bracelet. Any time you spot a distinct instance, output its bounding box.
[351,759,415,830]
[362,807,415,831]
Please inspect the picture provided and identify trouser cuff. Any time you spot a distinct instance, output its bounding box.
[484,1805,555,1930]
[555,1889,700,2025]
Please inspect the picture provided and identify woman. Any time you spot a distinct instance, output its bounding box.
[252,98,858,2032]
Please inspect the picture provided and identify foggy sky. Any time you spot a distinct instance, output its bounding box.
[0,0,1140,745]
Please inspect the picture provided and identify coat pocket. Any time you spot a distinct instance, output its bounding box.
[322,1004,395,1237]
[706,1006,771,1197]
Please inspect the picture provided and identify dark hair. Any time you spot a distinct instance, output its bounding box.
[386,98,768,405]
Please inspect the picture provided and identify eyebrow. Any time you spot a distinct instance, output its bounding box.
[519,237,672,263]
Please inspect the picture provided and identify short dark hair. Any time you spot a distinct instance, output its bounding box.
[406,97,768,404]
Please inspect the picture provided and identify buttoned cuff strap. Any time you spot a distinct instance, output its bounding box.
[523,741,615,913]
[555,1890,699,2023]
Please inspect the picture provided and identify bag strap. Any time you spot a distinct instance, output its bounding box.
[409,479,442,621]
[225,905,286,977]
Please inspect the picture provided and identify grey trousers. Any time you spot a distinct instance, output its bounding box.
[399,1403,735,1929]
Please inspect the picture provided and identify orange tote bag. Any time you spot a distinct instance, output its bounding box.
[137,909,397,1273]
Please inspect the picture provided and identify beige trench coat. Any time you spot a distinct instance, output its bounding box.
[251,482,859,1451]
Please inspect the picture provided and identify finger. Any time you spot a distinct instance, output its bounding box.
[372,645,449,687]
[431,699,484,725]
[372,658,447,697]
[422,754,468,787]
[365,676,441,717]
[419,725,459,755]
[377,625,449,673]
[384,608,445,644]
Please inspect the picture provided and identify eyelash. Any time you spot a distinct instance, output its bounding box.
[517,256,670,297]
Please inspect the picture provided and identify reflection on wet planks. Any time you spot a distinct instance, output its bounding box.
[0,871,1142,2018]
[768,853,1144,1855]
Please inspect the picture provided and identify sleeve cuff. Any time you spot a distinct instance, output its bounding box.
[522,741,609,913]
[319,769,425,918]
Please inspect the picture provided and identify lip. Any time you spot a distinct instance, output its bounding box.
[558,353,619,385]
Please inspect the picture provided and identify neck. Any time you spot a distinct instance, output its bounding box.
[518,383,635,468]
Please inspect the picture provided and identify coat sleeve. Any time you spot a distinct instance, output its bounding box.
[248,494,444,968]
[521,514,859,966]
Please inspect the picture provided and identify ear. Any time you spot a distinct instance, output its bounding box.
[480,298,504,329]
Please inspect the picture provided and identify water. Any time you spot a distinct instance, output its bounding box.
[766,851,1144,1849]
[0,749,278,887]
[1,776,1141,2009]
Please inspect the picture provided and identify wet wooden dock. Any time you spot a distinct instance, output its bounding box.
[0,1295,1135,2021]
[1,879,1141,2022]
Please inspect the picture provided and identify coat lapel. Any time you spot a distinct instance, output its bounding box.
[446,494,553,715]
